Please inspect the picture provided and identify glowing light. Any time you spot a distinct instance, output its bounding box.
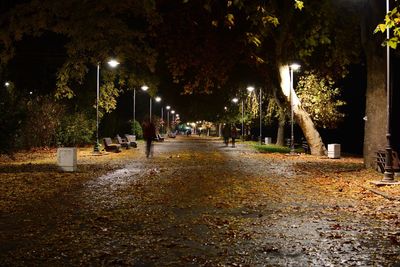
[107,59,120,68]
[246,86,255,92]
[290,63,301,70]
[232,98,239,103]
[155,96,161,102]
[141,85,149,91]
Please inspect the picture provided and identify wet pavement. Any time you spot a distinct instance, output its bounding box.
[1,136,399,266]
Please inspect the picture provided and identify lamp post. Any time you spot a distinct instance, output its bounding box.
[382,0,395,182]
[4,82,10,87]
[246,86,262,144]
[232,97,243,141]
[171,110,176,129]
[132,85,149,136]
[94,59,120,153]
[289,63,300,155]
[155,96,162,132]
[133,89,136,133]
[140,85,150,121]
[166,105,171,132]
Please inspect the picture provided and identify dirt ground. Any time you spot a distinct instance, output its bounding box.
[0,136,399,266]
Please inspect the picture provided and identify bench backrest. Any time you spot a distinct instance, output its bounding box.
[103,137,112,146]
[116,135,123,143]
[125,134,135,142]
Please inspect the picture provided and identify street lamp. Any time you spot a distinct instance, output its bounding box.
[94,59,120,153]
[140,85,153,120]
[4,82,10,87]
[247,86,263,145]
[166,105,171,132]
[155,96,162,133]
[232,97,244,141]
[382,0,395,183]
[289,63,301,155]
[171,110,176,126]
[132,84,149,136]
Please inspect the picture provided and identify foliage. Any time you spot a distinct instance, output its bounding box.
[263,98,286,126]
[131,120,143,139]
[1,0,160,113]
[296,72,346,129]
[20,96,65,148]
[375,2,400,49]
[0,82,25,154]
[56,112,95,147]
[252,143,292,153]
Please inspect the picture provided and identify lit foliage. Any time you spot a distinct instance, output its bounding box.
[21,96,65,148]
[375,3,400,49]
[131,120,143,139]
[56,112,95,147]
[0,82,24,154]
[296,72,346,129]
[0,0,159,112]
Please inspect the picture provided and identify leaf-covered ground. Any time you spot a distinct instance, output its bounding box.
[0,137,399,266]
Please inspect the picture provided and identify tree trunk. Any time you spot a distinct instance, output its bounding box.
[362,0,387,168]
[276,118,285,146]
[273,87,286,146]
[278,64,327,156]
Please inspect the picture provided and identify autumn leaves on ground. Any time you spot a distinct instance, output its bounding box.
[1,136,399,266]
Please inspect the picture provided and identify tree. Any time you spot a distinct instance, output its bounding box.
[361,0,400,168]
[0,0,159,114]
[296,72,346,129]
[375,2,400,49]
[157,0,360,155]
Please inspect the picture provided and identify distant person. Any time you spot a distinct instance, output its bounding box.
[222,123,231,146]
[142,118,156,158]
[231,125,237,147]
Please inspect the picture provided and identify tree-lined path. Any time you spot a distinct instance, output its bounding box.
[1,137,399,266]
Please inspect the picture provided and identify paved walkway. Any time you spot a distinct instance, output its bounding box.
[1,136,399,266]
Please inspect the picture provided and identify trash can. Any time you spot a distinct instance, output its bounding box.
[265,137,272,144]
[328,144,341,159]
[57,147,77,172]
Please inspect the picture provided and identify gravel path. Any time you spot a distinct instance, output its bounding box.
[1,136,399,266]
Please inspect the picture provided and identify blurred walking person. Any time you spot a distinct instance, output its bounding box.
[231,125,237,148]
[222,123,231,146]
[142,118,156,158]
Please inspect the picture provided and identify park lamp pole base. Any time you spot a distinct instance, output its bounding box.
[371,179,400,186]
[93,142,100,153]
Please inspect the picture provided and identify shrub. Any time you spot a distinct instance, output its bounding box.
[56,112,96,147]
[20,96,64,148]
[131,120,143,139]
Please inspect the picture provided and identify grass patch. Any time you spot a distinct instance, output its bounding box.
[251,143,303,154]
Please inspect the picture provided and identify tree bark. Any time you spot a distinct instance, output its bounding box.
[278,64,327,156]
[362,0,387,168]
[276,118,285,146]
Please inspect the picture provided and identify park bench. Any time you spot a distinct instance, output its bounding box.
[124,134,137,148]
[168,132,176,138]
[103,137,121,153]
[116,134,129,149]
[375,150,400,173]
[155,134,164,142]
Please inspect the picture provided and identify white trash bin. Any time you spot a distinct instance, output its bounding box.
[265,137,272,144]
[57,147,77,172]
[328,144,341,159]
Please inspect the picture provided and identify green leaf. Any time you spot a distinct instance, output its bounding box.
[388,38,398,49]
[374,24,386,33]
[294,0,304,10]
[225,13,235,26]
